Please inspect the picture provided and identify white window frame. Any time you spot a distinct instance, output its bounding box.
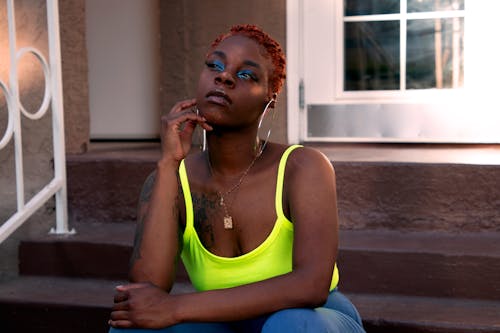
[339,6,465,98]
[287,0,500,144]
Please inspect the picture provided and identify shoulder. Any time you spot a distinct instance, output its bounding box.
[282,146,338,224]
[285,145,335,178]
[270,145,337,200]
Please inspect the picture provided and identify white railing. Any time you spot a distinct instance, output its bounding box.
[0,0,74,244]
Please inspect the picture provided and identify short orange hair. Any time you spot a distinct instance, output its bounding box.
[211,24,286,94]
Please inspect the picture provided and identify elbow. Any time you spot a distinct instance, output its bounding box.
[128,266,173,292]
[306,287,330,308]
[296,277,331,308]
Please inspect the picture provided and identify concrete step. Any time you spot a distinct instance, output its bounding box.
[1,275,499,333]
[66,143,159,224]
[338,229,500,300]
[18,221,190,282]
[348,292,500,333]
[0,276,117,333]
[19,222,135,280]
[333,160,500,232]
[19,223,500,300]
[68,143,500,232]
[0,276,193,333]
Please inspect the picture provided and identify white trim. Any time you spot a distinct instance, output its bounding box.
[286,0,301,144]
[343,10,465,22]
[334,1,344,103]
[337,2,465,100]
[400,0,407,91]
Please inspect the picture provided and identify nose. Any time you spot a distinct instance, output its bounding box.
[215,71,235,88]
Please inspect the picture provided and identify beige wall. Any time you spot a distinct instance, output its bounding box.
[60,0,89,153]
[160,0,288,144]
[86,0,161,140]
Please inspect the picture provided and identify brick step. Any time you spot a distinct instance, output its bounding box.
[19,224,500,300]
[1,276,499,333]
[347,292,500,333]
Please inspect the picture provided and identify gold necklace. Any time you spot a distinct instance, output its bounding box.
[206,146,263,229]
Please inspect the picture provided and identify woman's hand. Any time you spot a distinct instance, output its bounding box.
[160,99,212,164]
[109,282,179,329]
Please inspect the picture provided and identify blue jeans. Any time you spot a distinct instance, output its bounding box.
[109,289,365,333]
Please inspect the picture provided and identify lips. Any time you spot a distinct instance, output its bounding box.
[205,89,232,106]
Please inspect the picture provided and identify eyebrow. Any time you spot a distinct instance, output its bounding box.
[210,50,262,70]
[243,60,261,70]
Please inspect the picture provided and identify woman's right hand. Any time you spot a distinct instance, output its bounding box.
[159,99,212,164]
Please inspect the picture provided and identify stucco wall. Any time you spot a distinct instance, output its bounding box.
[59,0,89,154]
[160,0,288,144]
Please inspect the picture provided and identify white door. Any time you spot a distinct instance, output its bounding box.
[287,0,500,144]
[86,0,160,139]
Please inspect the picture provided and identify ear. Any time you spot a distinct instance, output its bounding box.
[268,92,278,108]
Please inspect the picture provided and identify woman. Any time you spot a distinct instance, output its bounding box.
[109,24,365,333]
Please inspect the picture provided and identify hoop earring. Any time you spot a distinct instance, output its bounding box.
[256,99,276,155]
[196,108,207,151]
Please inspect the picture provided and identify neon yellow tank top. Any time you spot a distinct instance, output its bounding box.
[179,145,339,291]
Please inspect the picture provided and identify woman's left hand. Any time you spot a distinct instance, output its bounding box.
[109,282,178,329]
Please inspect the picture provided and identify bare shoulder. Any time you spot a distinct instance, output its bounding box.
[286,146,335,179]
[282,146,336,207]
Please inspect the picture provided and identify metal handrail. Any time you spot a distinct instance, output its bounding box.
[0,0,74,244]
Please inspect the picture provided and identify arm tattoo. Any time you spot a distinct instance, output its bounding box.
[139,171,156,203]
[130,172,156,267]
[130,214,145,267]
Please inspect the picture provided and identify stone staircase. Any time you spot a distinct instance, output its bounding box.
[1,142,499,333]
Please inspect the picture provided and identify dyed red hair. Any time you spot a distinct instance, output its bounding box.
[210,24,286,95]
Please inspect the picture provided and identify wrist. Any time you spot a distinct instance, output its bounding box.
[157,157,181,171]
[169,294,185,325]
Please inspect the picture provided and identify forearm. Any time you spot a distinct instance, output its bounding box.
[172,270,330,323]
[129,159,181,290]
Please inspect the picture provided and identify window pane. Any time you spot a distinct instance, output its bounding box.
[407,0,464,12]
[406,18,464,89]
[344,0,400,16]
[344,21,400,90]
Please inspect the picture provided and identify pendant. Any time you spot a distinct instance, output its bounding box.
[223,215,233,229]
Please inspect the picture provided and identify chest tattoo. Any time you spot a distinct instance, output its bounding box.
[192,192,218,249]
